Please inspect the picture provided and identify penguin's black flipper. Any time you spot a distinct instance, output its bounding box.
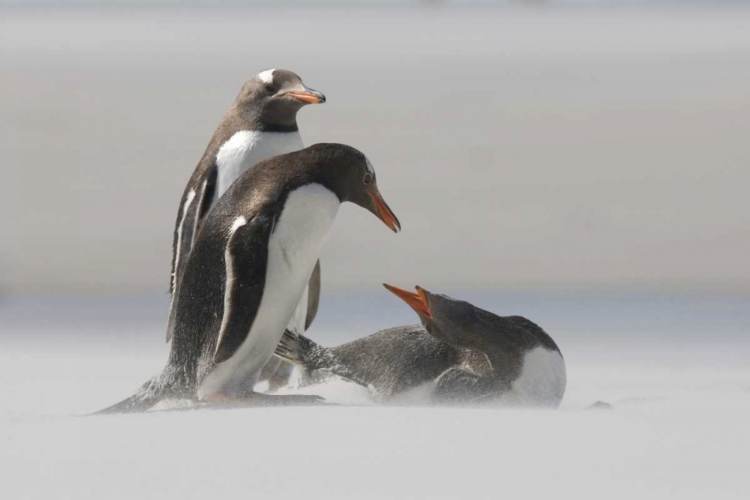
[167,165,217,342]
[432,367,483,405]
[213,216,271,364]
[274,328,319,365]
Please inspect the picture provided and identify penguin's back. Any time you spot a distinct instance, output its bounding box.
[330,325,460,399]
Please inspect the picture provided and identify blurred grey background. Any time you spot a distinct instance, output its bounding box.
[2,1,750,295]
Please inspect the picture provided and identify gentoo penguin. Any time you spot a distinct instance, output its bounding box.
[98,144,400,413]
[275,285,566,407]
[168,69,325,347]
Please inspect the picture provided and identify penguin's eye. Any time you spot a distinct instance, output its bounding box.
[363,173,373,185]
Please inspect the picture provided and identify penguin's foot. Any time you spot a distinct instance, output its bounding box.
[206,391,330,408]
[263,365,296,393]
[248,392,330,407]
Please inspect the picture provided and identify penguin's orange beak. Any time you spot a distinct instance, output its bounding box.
[383,284,432,319]
[368,191,401,233]
[285,88,326,104]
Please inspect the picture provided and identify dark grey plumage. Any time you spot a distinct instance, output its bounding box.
[276,287,566,407]
[276,325,467,401]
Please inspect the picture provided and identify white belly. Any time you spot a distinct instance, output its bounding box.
[198,184,340,398]
[215,130,304,200]
[510,346,567,407]
[214,129,309,372]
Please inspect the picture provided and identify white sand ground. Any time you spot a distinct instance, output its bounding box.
[1,293,748,499]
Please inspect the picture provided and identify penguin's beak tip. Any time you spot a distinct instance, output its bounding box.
[286,88,326,104]
[383,283,432,319]
[369,192,401,233]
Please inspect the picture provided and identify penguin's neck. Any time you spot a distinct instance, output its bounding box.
[214,129,304,199]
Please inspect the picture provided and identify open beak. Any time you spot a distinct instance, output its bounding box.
[368,191,401,233]
[383,284,432,319]
[285,86,326,104]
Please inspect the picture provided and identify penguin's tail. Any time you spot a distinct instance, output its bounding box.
[274,328,318,366]
[91,376,171,415]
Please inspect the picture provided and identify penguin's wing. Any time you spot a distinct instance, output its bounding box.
[213,215,272,364]
[166,166,218,342]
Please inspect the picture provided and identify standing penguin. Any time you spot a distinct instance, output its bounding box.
[275,285,566,407]
[168,69,325,347]
[98,144,400,413]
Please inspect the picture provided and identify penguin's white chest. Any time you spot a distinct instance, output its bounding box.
[510,347,567,407]
[198,184,339,398]
[215,130,304,198]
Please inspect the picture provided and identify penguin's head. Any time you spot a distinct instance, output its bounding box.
[383,284,482,348]
[236,69,326,129]
[311,144,401,234]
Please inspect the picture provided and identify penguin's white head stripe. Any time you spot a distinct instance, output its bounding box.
[365,157,375,175]
[258,69,276,84]
[230,216,248,234]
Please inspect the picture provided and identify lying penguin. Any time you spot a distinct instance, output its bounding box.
[96,144,400,413]
[275,284,566,407]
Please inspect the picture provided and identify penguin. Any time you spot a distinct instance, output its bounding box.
[168,68,325,348]
[275,285,566,407]
[97,144,400,413]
